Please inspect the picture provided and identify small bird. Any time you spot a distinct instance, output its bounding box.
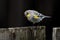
[24,10,51,24]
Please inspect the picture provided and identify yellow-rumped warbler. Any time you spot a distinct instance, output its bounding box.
[24,10,51,24]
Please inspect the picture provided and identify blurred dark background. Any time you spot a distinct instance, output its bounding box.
[0,0,59,40]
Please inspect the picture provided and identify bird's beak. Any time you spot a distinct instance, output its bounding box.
[33,15,39,19]
[26,14,30,18]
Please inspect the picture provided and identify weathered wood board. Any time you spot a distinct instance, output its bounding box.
[53,27,60,40]
[0,26,46,40]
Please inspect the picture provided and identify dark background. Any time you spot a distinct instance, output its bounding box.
[0,0,60,40]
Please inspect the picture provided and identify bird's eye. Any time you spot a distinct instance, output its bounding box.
[26,12,29,15]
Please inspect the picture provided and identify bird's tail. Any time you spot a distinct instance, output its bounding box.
[44,16,51,18]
